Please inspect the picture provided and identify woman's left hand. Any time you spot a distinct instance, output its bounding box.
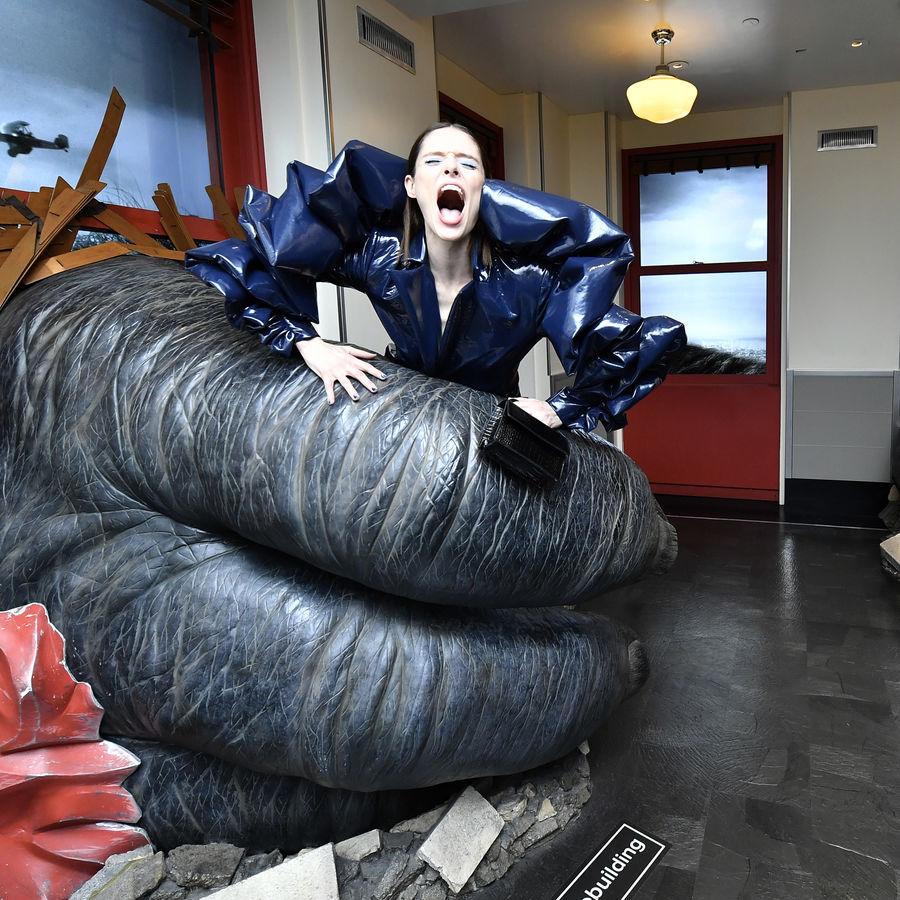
[512,397,564,429]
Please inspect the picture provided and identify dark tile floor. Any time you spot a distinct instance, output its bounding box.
[478,515,900,900]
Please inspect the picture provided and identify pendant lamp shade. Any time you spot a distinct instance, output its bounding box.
[627,28,697,124]
[627,69,698,124]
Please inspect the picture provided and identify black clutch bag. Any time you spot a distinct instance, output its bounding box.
[479,398,568,487]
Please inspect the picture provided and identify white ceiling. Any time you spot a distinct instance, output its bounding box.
[389,0,900,118]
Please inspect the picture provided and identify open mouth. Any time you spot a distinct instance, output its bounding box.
[437,185,465,226]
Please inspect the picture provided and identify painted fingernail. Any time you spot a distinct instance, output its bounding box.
[352,394,359,401]
[369,387,378,393]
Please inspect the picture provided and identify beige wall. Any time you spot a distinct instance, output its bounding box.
[568,113,608,215]
[619,104,784,149]
[324,0,436,157]
[435,53,544,189]
[787,81,900,371]
[254,0,437,346]
[323,0,437,348]
[252,0,340,337]
[540,95,570,196]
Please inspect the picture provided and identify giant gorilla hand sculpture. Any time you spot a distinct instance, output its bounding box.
[0,256,673,851]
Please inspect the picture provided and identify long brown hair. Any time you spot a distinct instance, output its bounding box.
[400,122,492,267]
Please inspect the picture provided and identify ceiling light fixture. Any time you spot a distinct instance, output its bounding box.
[627,28,698,124]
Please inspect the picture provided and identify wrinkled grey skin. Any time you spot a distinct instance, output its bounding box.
[0,256,670,850]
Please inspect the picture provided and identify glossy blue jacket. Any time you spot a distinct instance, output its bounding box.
[186,141,685,431]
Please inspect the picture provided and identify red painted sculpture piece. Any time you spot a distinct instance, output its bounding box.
[0,604,149,900]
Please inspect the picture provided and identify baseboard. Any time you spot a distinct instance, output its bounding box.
[655,494,782,523]
[784,478,892,529]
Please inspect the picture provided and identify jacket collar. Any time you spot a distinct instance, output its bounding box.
[400,231,486,277]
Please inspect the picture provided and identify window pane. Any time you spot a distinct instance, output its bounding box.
[1,0,212,217]
[639,167,768,266]
[641,272,767,374]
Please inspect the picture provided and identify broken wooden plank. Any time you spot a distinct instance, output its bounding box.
[153,183,196,251]
[131,244,185,261]
[27,186,54,222]
[89,202,160,247]
[36,178,104,254]
[0,229,29,250]
[23,241,132,285]
[0,223,39,310]
[206,184,244,240]
[0,201,33,226]
[78,87,126,188]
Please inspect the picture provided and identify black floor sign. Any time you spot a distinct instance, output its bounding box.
[553,822,669,900]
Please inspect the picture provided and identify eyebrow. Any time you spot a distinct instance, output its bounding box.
[421,149,481,161]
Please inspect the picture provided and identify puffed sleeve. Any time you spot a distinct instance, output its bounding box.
[185,141,407,353]
[480,181,686,432]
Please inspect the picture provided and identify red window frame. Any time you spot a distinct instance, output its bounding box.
[622,136,783,388]
[3,0,266,245]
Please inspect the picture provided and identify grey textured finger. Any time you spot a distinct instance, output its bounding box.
[12,518,643,790]
[0,255,674,610]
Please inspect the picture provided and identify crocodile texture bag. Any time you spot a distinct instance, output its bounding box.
[480,398,568,487]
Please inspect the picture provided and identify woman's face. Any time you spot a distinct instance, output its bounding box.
[404,126,485,248]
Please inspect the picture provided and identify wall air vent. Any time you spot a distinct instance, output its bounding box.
[817,126,878,151]
[357,7,415,74]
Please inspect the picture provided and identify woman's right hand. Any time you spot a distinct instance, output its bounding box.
[296,337,387,405]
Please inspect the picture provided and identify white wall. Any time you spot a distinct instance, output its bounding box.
[787,82,900,371]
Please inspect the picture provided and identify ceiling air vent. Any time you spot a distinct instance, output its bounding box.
[357,7,415,74]
[817,126,878,151]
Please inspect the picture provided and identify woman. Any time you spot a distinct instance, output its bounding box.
[187,123,685,432]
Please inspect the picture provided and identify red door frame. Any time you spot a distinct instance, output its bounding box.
[621,136,783,502]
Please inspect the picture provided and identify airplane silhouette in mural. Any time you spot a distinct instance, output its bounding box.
[0,121,69,157]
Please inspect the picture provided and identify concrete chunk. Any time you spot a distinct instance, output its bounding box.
[495,796,527,821]
[416,787,504,894]
[207,844,339,900]
[70,846,164,900]
[536,798,556,821]
[334,829,381,861]
[166,842,244,889]
[880,532,900,574]
[390,804,447,835]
